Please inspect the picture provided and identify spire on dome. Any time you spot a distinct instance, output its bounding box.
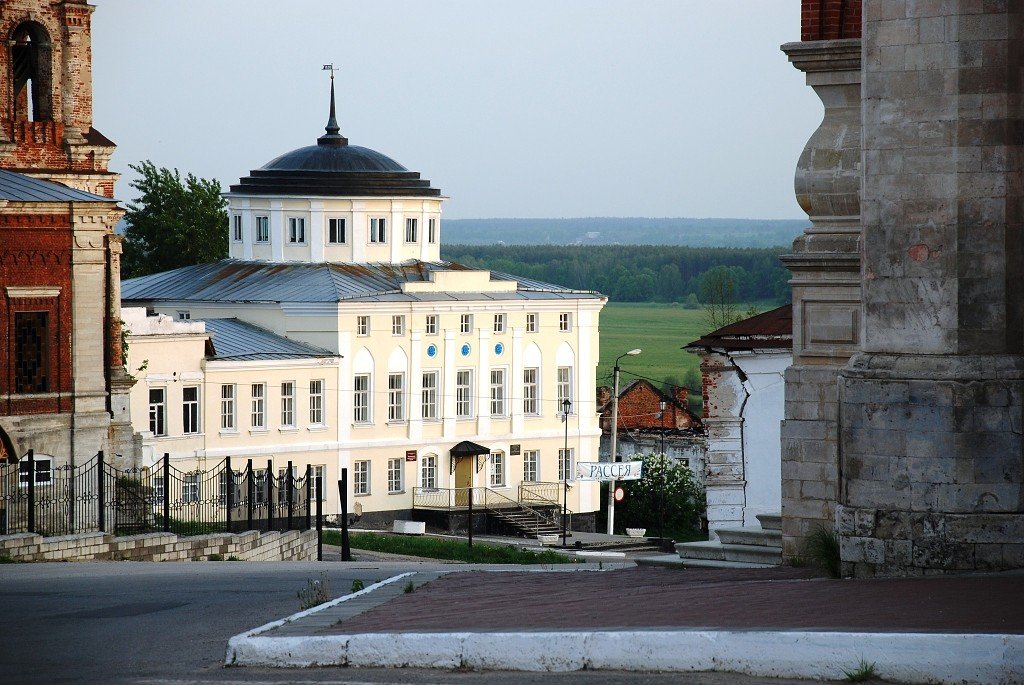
[318,64,348,147]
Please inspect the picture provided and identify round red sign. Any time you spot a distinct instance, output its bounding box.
[613,486,625,502]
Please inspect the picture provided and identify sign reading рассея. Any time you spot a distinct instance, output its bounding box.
[575,461,643,481]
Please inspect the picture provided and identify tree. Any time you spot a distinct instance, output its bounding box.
[699,265,740,331]
[121,161,228,278]
[617,453,705,538]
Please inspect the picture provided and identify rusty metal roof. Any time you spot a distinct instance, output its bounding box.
[685,304,793,351]
[121,259,602,304]
[202,318,337,361]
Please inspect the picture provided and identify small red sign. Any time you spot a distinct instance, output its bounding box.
[405,450,417,462]
[614,486,625,502]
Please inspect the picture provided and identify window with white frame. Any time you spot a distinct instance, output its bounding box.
[153,474,165,501]
[254,215,269,243]
[459,313,472,334]
[176,310,190,321]
[251,383,266,429]
[253,469,267,504]
[388,373,405,421]
[356,315,369,336]
[490,369,506,416]
[312,465,325,500]
[392,315,405,336]
[218,470,231,506]
[183,472,200,503]
[220,384,236,430]
[425,314,438,335]
[387,458,403,493]
[493,313,506,334]
[557,367,572,410]
[526,312,538,333]
[328,217,346,244]
[405,217,417,242]
[456,370,473,418]
[277,466,295,504]
[420,454,438,489]
[149,388,166,436]
[523,450,539,483]
[280,381,295,427]
[309,379,324,425]
[182,386,200,434]
[428,218,437,243]
[559,312,572,332]
[523,368,539,415]
[558,447,574,482]
[288,217,306,243]
[489,451,505,487]
[18,456,52,486]
[370,217,386,243]
[353,460,370,494]
[232,214,243,242]
[353,374,370,423]
[421,371,438,420]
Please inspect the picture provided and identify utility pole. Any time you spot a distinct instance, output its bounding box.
[607,348,641,534]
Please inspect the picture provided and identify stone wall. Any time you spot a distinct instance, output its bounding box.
[0,529,318,562]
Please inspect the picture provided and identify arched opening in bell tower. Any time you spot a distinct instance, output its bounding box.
[10,21,54,122]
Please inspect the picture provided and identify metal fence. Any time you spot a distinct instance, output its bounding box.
[0,451,314,537]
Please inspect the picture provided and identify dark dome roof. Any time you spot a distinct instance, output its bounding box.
[260,144,408,173]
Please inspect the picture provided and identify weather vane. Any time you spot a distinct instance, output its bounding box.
[323,64,336,80]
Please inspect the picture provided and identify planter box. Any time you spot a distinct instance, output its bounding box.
[393,520,426,535]
[626,528,647,538]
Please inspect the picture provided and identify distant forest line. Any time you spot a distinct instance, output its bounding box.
[441,244,791,304]
[442,217,807,248]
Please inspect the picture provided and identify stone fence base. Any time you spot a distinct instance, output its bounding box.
[0,529,318,562]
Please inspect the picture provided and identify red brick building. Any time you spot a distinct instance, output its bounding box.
[0,0,132,468]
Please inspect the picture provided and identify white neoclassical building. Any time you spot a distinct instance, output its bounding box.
[121,84,606,532]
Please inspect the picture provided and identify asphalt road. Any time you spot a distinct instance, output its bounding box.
[0,560,837,685]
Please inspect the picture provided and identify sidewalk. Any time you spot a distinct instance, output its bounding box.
[226,564,1024,683]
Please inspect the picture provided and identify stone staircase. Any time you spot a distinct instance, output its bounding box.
[490,506,562,537]
[673,513,782,569]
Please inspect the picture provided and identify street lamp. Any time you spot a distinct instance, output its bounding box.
[561,398,572,547]
[607,348,641,535]
[659,400,668,550]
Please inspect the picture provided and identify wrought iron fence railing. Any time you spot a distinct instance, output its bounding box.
[411,485,569,533]
[0,451,315,538]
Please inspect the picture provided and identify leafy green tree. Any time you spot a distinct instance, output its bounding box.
[617,454,705,539]
[121,161,228,278]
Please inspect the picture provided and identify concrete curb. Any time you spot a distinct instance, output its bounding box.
[227,625,1024,683]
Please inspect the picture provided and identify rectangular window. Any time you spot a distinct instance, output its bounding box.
[558,448,574,482]
[328,217,346,244]
[523,368,539,415]
[526,312,538,333]
[218,470,230,506]
[251,383,266,429]
[309,379,324,425]
[312,465,325,501]
[288,217,306,243]
[489,451,505,487]
[255,215,269,243]
[220,384,236,430]
[232,214,243,242]
[388,373,405,421]
[353,374,370,423]
[277,467,294,504]
[353,460,370,495]
[392,315,405,336]
[280,381,295,427]
[253,469,267,504]
[523,450,539,483]
[405,217,418,242]
[557,366,572,410]
[182,386,200,434]
[420,455,438,489]
[428,218,437,243]
[356,315,369,336]
[176,310,190,321]
[14,311,48,393]
[183,472,200,504]
[459,314,472,334]
[153,475,165,502]
[559,312,572,332]
[493,313,506,334]
[370,217,387,243]
[425,314,438,335]
[149,388,166,436]
[18,456,52,486]
[421,371,438,420]
[490,368,506,416]
[388,457,403,493]
[456,370,473,418]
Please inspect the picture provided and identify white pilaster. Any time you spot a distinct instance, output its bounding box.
[442,330,456,438]
[477,326,491,436]
[511,326,524,435]
[409,330,422,441]
[270,200,284,261]
[309,200,325,262]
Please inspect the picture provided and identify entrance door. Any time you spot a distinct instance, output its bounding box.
[454,457,473,507]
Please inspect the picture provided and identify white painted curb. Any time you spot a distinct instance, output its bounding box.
[227,627,1024,684]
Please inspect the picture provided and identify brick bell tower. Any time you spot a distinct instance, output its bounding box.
[0,0,137,472]
[0,0,117,197]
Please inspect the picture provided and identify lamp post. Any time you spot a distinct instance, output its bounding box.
[607,348,641,535]
[659,400,668,550]
[561,398,572,547]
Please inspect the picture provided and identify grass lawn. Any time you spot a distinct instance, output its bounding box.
[322,530,573,564]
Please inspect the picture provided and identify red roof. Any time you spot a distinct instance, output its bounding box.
[685,304,792,351]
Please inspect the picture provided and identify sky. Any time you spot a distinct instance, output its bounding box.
[91,1,821,221]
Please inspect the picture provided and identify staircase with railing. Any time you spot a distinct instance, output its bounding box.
[412,483,568,538]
